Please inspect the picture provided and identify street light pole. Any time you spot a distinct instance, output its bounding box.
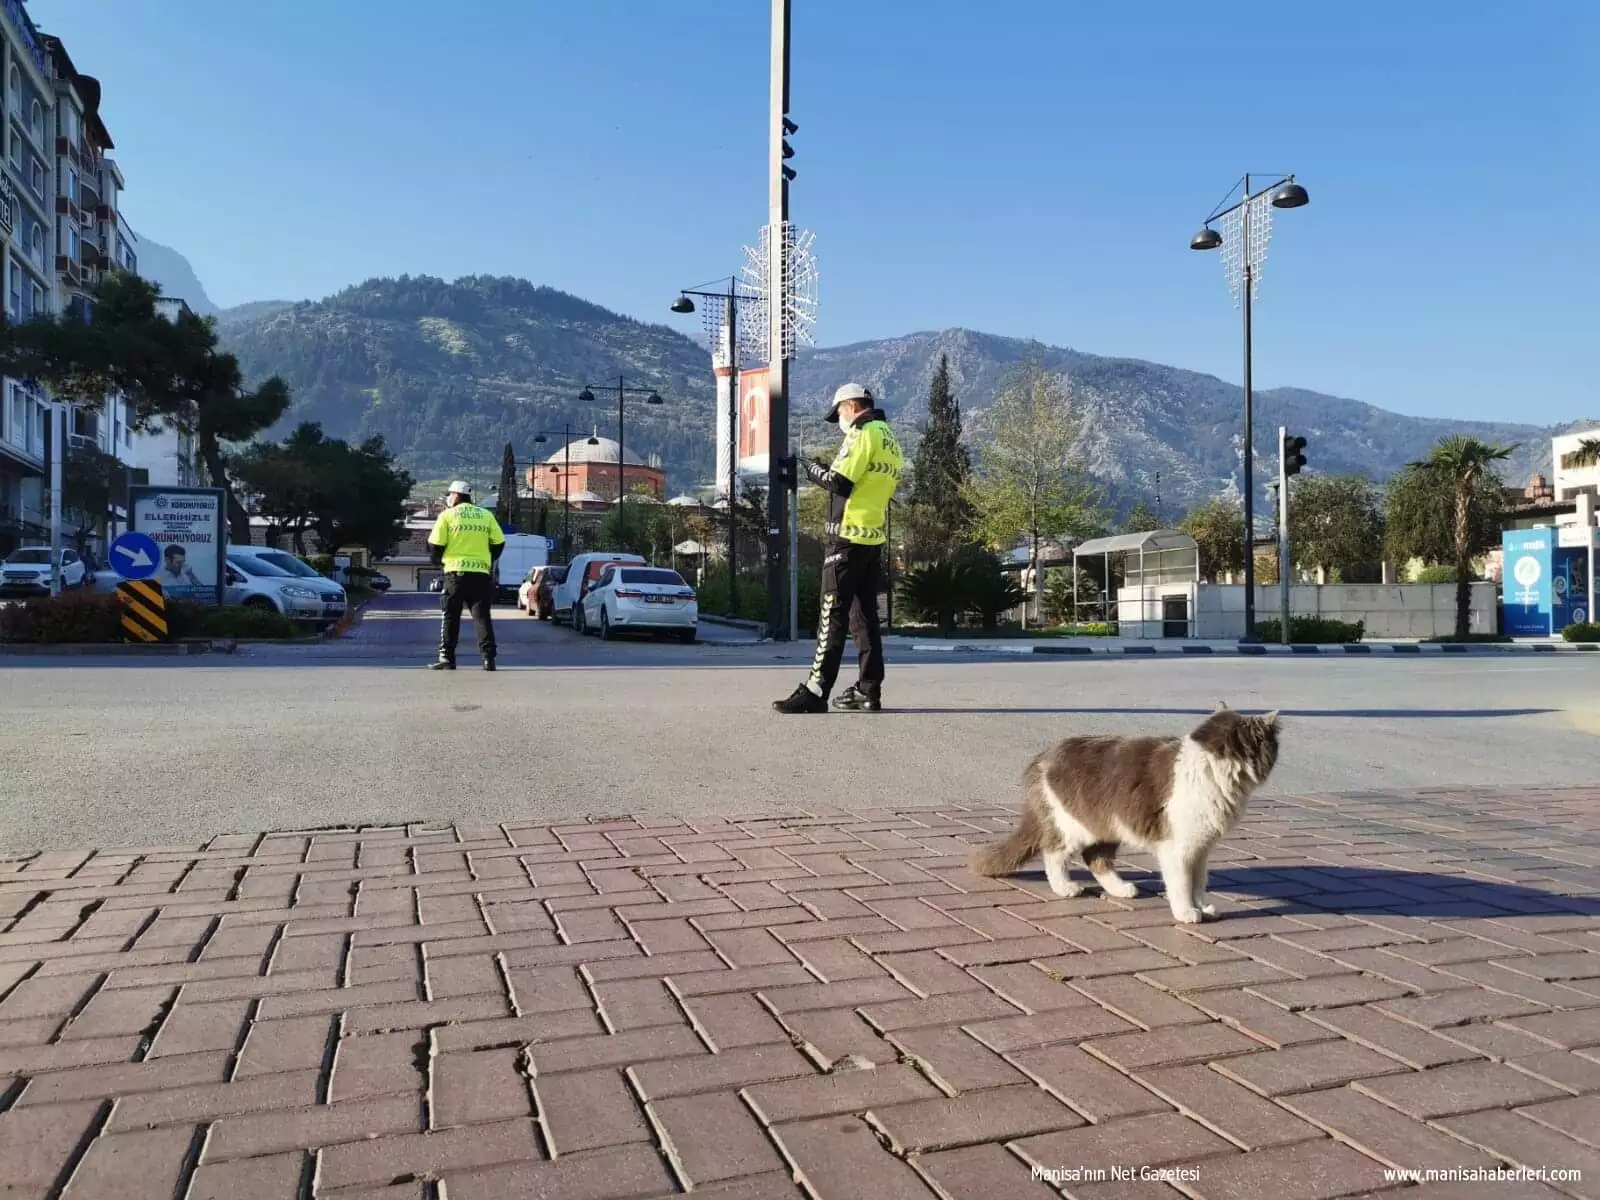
[671,278,756,617]
[577,379,664,547]
[1189,173,1310,641]
[766,0,792,642]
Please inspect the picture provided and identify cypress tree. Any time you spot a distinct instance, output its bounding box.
[907,354,972,560]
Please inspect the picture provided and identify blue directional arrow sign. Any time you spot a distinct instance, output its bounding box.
[109,530,160,581]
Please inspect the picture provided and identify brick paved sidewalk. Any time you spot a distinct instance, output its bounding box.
[2,789,1599,1200]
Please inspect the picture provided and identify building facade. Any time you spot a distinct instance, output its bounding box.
[530,434,666,504]
[1551,427,1600,504]
[0,4,157,558]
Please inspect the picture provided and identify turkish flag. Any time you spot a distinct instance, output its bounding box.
[738,368,770,464]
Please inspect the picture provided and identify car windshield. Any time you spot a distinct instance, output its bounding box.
[548,566,568,582]
[228,555,292,578]
[620,569,685,586]
[253,552,322,579]
[4,549,50,564]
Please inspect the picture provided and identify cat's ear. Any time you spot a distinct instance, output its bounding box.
[1260,710,1280,726]
[1214,699,1228,712]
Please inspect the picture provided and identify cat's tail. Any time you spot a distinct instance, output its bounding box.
[969,802,1045,878]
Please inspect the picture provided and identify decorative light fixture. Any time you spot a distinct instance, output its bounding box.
[578,388,595,404]
[669,296,695,314]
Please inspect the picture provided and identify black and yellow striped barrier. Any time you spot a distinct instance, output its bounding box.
[117,579,168,643]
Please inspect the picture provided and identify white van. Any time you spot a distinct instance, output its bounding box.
[551,551,646,632]
[495,534,550,602]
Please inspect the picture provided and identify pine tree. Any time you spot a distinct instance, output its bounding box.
[496,442,517,528]
[905,354,973,563]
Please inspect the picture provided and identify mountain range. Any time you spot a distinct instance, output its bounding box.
[135,245,1578,515]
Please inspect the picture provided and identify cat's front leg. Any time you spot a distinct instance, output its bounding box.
[1190,851,1216,917]
[1043,850,1083,898]
[1158,845,1203,923]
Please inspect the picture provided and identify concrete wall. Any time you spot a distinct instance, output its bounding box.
[1180,582,1499,640]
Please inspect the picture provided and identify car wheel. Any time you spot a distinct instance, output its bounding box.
[678,628,697,644]
[600,608,615,640]
[571,603,584,634]
[244,596,276,613]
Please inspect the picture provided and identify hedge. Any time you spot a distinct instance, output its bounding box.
[1253,616,1365,644]
[2,592,308,644]
[1562,621,1600,643]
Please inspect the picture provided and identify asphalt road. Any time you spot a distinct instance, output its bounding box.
[2,593,1597,850]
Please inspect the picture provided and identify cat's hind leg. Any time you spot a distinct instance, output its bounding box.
[1040,797,1091,899]
[1083,842,1140,899]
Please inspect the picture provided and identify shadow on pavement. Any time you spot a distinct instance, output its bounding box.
[882,706,1558,719]
[1038,864,1600,919]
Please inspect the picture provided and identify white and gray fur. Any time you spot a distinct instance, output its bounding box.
[970,703,1281,924]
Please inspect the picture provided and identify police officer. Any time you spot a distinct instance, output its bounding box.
[774,383,904,714]
[427,481,506,671]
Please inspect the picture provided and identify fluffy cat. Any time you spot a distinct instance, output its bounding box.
[970,703,1280,923]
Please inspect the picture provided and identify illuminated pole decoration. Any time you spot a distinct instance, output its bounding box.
[1189,173,1310,641]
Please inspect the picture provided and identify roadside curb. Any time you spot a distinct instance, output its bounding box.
[0,640,221,657]
[907,641,1600,657]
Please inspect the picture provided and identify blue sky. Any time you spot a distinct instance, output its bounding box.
[31,0,1597,424]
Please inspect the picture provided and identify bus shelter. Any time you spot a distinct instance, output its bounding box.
[1072,530,1201,637]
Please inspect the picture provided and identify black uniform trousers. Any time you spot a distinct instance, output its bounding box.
[807,541,885,698]
[439,571,497,663]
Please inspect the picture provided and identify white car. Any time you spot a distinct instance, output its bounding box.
[553,551,646,631]
[224,551,347,628]
[1,546,88,596]
[581,564,698,642]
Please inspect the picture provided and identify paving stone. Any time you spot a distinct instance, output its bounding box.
[1247,975,1415,1010]
[1280,1086,1500,1169]
[744,1063,941,1124]
[1009,1043,1171,1121]
[1084,1023,1265,1071]
[628,1043,815,1100]
[1514,1093,1600,1145]
[1177,1136,1393,1200]
[1374,988,1548,1030]
[649,1090,783,1185]
[1440,1108,1600,1179]
[56,1125,195,1199]
[1502,1008,1600,1049]
[887,1025,1028,1093]
[425,1141,673,1200]
[914,1142,1061,1200]
[1184,988,1339,1048]
[867,1082,1083,1152]
[967,963,1096,1013]
[186,1151,309,1200]
[1213,1043,1410,1097]
[770,1114,936,1200]
[205,1095,420,1161]
[1299,1006,1483,1069]
[534,1068,652,1155]
[1351,1061,1566,1118]
[432,1047,533,1127]
[1136,1064,1324,1149]
[964,1006,1138,1052]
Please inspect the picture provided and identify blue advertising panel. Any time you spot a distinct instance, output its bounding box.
[1553,546,1591,628]
[1502,530,1554,636]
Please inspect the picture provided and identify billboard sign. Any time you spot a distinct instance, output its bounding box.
[737,367,770,475]
[1501,529,1553,636]
[129,485,227,606]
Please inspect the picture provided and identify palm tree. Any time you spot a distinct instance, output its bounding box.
[1561,438,1600,470]
[1413,435,1516,639]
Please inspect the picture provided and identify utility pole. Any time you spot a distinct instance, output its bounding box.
[49,401,64,597]
[1277,429,1290,644]
[765,0,792,641]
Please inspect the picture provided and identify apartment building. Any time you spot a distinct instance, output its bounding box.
[0,3,157,557]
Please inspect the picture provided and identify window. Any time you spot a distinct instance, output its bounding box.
[6,262,18,322]
[30,225,43,265]
[31,283,44,317]
[28,100,41,142]
[8,129,19,170]
[67,169,77,205]
[67,228,79,261]
[7,67,17,106]
[29,158,43,201]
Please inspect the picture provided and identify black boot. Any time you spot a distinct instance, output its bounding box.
[772,684,829,714]
[429,660,456,671]
[832,684,881,712]
[483,658,496,672]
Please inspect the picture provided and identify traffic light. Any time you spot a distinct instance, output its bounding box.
[778,455,798,491]
[1284,433,1307,477]
[782,117,797,182]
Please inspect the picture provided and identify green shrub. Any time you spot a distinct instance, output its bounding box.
[1254,615,1365,643]
[1424,632,1512,643]
[0,590,124,643]
[696,566,822,632]
[1562,621,1600,643]
[1411,564,1460,584]
[198,606,306,639]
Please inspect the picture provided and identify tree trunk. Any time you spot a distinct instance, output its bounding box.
[198,431,251,544]
[1453,484,1472,640]
[1030,525,1041,629]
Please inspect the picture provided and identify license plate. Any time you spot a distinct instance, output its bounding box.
[324,604,345,616]
[645,595,676,604]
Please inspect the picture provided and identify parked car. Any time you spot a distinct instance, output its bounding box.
[552,552,647,632]
[518,564,567,619]
[0,546,88,596]
[581,565,698,642]
[495,534,550,602]
[224,551,347,629]
[367,572,392,592]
